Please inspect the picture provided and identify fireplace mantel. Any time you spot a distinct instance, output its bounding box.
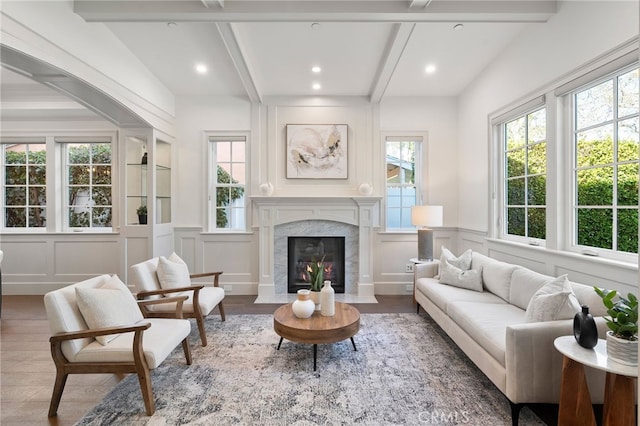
[251,196,380,303]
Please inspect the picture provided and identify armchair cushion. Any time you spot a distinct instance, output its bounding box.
[75,275,144,345]
[73,318,191,368]
[144,286,225,316]
[156,253,191,296]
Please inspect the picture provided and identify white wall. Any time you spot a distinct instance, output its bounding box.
[457,0,639,232]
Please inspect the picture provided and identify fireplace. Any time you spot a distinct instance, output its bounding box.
[288,236,345,293]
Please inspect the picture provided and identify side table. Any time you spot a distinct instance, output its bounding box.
[554,335,637,426]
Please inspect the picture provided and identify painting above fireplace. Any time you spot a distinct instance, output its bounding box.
[288,236,345,294]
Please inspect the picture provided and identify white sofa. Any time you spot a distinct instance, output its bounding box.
[414,251,609,425]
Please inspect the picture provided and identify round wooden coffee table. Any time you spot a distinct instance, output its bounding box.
[273,301,360,371]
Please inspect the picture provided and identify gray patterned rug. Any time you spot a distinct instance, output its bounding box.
[76,312,545,425]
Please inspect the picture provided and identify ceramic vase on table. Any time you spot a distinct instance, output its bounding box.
[606,331,638,366]
[292,289,315,319]
[320,280,335,317]
[573,305,598,349]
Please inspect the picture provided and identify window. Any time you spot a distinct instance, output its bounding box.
[572,66,639,254]
[61,139,113,229]
[385,136,422,230]
[208,135,246,231]
[2,139,47,228]
[503,107,547,241]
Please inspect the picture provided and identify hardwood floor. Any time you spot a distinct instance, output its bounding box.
[0,294,415,426]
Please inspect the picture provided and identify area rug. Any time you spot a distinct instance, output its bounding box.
[76,313,545,425]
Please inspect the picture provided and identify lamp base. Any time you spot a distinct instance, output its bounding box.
[417,229,434,261]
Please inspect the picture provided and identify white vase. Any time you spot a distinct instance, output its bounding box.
[320,280,335,317]
[292,289,315,318]
[309,290,321,311]
[606,330,638,366]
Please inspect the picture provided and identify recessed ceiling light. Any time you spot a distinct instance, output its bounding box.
[195,64,208,74]
[167,22,178,28]
[425,64,436,74]
[312,83,322,90]
[311,66,322,73]
[311,22,320,30]
[453,23,464,30]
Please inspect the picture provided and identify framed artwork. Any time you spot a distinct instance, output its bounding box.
[286,124,348,179]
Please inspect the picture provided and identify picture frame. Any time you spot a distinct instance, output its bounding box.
[286,124,348,179]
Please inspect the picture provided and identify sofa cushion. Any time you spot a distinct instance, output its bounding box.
[524,275,581,322]
[157,252,191,296]
[571,282,608,317]
[439,259,483,292]
[509,267,553,310]
[471,252,518,302]
[75,275,144,345]
[448,301,527,366]
[417,277,506,314]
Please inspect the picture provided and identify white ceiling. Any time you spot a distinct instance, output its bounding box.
[1,0,556,123]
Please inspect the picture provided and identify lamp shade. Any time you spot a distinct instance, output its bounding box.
[411,205,443,228]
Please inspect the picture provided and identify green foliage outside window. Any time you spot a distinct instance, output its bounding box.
[215,165,244,228]
[4,147,46,227]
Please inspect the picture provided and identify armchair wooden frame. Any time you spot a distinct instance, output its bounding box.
[48,296,192,417]
[136,271,225,347]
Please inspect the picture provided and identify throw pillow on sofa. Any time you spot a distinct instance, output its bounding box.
[524,274,581,322]
[437,247,472,278]
[438,259,483,292]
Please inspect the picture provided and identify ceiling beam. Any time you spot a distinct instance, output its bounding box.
[216,23,262,104]
[74,1,557,23]
[369,23,415,104]
[201,0,224,8]
[408,0,432,9]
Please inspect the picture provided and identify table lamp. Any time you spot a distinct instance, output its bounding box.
[411,205,443,261]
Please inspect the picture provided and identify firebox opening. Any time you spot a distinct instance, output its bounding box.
[287,236,345,294]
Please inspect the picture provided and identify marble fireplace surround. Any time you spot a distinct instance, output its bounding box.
[252,196,380,303]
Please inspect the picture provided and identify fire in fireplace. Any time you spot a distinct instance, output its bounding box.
[288,236,345,293]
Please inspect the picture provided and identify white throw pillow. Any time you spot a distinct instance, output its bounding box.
[524,275,581,323]
[156,252,191,296]
[76,275,144,345]
[437,247,472,278]
[438,259,483,292]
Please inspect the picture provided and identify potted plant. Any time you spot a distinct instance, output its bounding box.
[594,286,638,365]
[306,255,325,310]
[136,205,148,225]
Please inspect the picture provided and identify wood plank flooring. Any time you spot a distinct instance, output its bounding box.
[0,294,414,426]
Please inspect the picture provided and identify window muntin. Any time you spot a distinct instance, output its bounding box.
[65,142,112,229]
[3,143,47,228]
[209,136,246,231]
[385,138,420,230]
[572,66,639,255]
[503,107,547,241]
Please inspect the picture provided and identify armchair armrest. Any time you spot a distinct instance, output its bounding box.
[138,295,189,319]
[190,271,223,287]
[49,322,151,344]
[136,286,204,299]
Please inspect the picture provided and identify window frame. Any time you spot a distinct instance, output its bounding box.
[495,102,548,246]
[382,132,425,232]
[566,63,639,262]
[0,132,117,233]
[206,132,249,233]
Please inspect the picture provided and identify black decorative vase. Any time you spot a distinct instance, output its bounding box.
[141,152,148,165]
[573,305,598,349]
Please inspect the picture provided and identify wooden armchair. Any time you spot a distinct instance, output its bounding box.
[44,274,192,417]
[130,254,225,347]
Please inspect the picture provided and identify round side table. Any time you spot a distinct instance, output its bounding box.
[554,335,637,426]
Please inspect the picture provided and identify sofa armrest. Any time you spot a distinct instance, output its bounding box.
[414,261,439,280]
[505,317,608,404]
